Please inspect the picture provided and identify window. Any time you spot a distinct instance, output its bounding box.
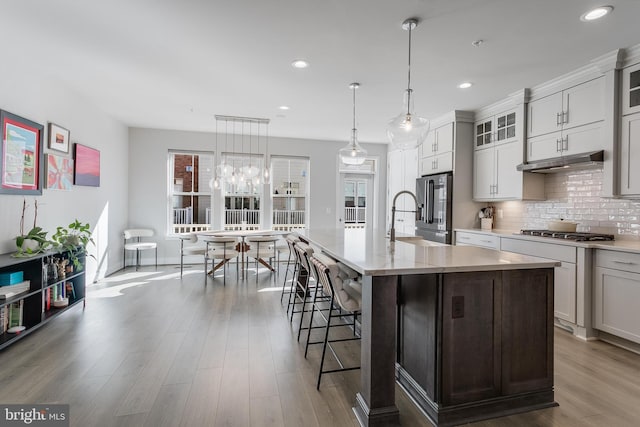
[221,153,263,230]
[168,151,214,234]
[271,156,309,231]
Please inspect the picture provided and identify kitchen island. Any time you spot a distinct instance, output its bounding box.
[297,228,559,427]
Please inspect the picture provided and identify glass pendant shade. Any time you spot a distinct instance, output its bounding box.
[339,129,367,165]
[387,89,430,149]
[339,82,367,165]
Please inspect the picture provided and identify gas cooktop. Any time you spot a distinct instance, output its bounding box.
[520,230,615,241]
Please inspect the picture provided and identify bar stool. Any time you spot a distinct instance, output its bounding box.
[291,242,322,341]
[202,236,239,286]
[306,252,361,390]
[280,235,300,306]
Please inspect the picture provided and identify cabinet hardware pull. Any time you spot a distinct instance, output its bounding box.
[563,110,568,124]
[563,136,568,151]
[556,112,562,126]
[613,260,636,265]
[481,240,493,243]
[556,139,562,152]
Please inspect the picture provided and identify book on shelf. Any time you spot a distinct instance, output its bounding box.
[0,280,30,300]
[8,300,23,329]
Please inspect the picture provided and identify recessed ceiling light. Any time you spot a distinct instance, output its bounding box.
[458,82,473,89]
[279,105,290,110]
[471,39,484,47]
[581,5,613,21]
[291,59,309,69]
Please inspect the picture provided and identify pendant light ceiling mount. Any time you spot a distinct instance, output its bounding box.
[339,82,367,165]
[387,17,430,150]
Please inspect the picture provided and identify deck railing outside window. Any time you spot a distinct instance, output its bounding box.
[344,207,366,224]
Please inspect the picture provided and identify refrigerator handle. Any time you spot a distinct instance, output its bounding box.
[428,180,435,224]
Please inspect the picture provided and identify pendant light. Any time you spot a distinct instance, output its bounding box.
[339,82,367,165]
[386,18,430,150]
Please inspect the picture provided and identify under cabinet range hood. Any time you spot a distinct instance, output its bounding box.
[516,150,604,173]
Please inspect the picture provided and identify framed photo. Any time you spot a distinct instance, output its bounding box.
[47,122,70,154]
[74,143,100,187]
[46,154,74,190]
[0,110,44,195]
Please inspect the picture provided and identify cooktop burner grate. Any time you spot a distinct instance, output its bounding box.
[520,230,615,241]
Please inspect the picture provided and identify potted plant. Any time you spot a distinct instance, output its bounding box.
[51,219,95,271]
[15,199,51,256]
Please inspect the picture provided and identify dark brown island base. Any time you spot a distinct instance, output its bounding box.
[298,228,559,427]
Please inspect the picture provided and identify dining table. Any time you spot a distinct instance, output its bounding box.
[199,229,289,279]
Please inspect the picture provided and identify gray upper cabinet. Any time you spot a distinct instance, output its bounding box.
[622,62,640,116]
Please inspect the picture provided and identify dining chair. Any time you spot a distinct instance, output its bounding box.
[245,235,278,283]
[123,229,157,271]
[178,233,206,278]
[203,236,239,286]
[306,252,362,389]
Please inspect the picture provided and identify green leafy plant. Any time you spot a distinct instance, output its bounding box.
[15,199,51,256]
[51,220,95,271]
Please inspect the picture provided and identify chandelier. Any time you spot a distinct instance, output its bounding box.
[213,115,270,192]
[339,82,367,165]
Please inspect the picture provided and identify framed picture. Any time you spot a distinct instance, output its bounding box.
[74,143,100,187]
[47,122,70,154]
[46,154,74,190]
[0,110,44,195]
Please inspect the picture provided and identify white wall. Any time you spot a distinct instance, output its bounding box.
[128,127,388,264]
[0,68,129,281]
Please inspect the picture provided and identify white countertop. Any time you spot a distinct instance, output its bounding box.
[297,228,558,276]
[455,228,640,254]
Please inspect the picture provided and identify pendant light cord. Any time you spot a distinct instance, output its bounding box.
[406,22,413,116]
[352,84,357,145]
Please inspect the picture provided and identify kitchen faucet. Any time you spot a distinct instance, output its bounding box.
[390,190,421,242]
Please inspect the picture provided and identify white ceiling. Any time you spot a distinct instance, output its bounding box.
[3,0,640,144]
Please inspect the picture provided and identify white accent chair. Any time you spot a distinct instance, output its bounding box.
[245,235,279,282]
[178,233,206,277]
[203,236,239,285]
[123,229,157,271]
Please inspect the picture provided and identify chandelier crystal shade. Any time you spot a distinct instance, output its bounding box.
[386,18,430,150]
[339,82,367,165]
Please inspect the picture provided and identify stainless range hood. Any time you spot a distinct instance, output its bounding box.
[516,150,604,173]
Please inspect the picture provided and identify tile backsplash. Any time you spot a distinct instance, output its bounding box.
[493,168,640,239]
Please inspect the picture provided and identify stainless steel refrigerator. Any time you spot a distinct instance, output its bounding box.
[415,172,453,244]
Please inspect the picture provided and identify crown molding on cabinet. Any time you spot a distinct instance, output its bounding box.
[429,110,474,129]
[591,48,624,73]
[474,89,530,121]
[621,43,640,68]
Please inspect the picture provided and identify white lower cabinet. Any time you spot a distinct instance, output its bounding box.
[594,250,640,344]
[500,238,576,324]
[454,230,499,250]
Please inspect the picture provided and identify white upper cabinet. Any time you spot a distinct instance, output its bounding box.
[621,62,640,116]
[474,109,517,149]
[527,77,605,140]
[387,147,418,234]
[472,92,544,202]
[619,114,640,196]
[419,123,454,175]
[526,76,605,162]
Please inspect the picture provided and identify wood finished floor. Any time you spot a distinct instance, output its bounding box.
[0,264,639,427]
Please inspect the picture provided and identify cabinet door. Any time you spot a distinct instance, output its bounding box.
[554,261,576,323]
[387,150,404,228]
[527,92,563,138]
[563,77,605,130]
[494,109,517,145]
[435,123,454,154]
[421,152,453,175]
[594,267,640,344]
[527,132,562,162]
[621,63,640,116]
[475,118,493,149]
[473,148,494,200]
[619,113,640,195]
[561,121,603,156]
[422,128,437,157]
[494,142,521,200]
